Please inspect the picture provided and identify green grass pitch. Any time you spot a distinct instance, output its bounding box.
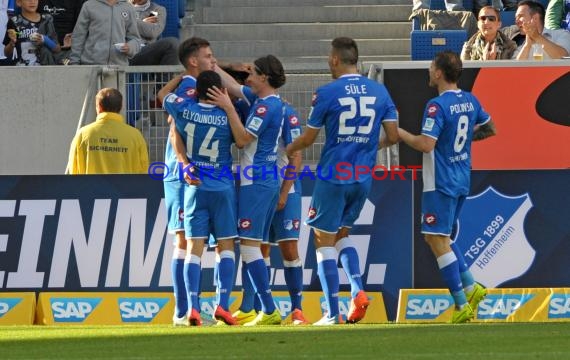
[2,323,570,359]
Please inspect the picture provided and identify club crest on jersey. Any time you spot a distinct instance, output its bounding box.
[289,115,299,126]
[308,207,317,219]
[255,105,268,116]
[239,219,252,229]
[247,117,263,131]
[423,213,436,225]
[427,104,438,117]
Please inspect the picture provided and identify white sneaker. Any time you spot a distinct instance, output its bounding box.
[172,314,188,327]
[313,314,343,326]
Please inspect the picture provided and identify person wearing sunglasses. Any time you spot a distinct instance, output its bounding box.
[462,6,517,60]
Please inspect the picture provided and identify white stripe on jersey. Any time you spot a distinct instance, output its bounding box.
[423,151,436,192]
[241,137,258,186]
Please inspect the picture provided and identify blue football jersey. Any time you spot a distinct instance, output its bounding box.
[163,94,234,191]
[238,86,283,188]
[420,89,490,196]
[277,103,303,194]
[163,75,198,182]
[307,74,398,184]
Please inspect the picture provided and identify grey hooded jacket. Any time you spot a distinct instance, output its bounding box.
[69,0,141,65]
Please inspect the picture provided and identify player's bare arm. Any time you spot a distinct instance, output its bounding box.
[286,127,319,156]
[397,127,436,153]
[473,120,497,141]
[379,121,400,149]
[157,73,183,103]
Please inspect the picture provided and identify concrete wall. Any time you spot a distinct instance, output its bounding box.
[0,66,117,175]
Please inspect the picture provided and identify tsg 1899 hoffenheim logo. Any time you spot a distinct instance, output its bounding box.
[455,187,535,288]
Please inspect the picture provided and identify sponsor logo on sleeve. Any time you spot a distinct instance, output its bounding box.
[165,94,178,103]
[289,115,299,126]
[247,117,263,132]
[427,103,438,117]
[422,118,435,132]
[290,128,301,140]
[255,105,268,116]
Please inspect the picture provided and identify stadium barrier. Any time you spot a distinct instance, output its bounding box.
[397,288,570,323]
[0,293,35,325]
[35,291,387,325]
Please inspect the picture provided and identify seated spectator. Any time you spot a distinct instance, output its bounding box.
[67,88,149,174]
[413,0,468,11]
[462,6,517,60]
[68,0,141,65]
[128,0,179,65]
[4,0,60,66]
[38,0,87,64]
[1,0,9,65]
[505,0,570,59]
[545,0,570,30]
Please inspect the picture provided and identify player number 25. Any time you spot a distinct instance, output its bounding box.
[338,96,376,135]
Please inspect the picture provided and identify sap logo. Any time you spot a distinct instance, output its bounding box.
[548,294,570,319]
[200,296,236,318]
[0,298,22,318]
[405,295,453,319]
[477,294,534,320]
[118,298,169,322]
[319,296,351,317]
[51,298,101,322]
[273,296,293,319]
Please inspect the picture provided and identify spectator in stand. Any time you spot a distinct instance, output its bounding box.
[413,0,469,11]
[128,0,178,65]
[462,6,517,60]
[4,0,60,66]
[67,88,149,174]
[0,0,10,65]
[38,0,86,63]
[475,0,521,14]
[507,0,570,59]
[545,0,570,31]
[68,0,141,65]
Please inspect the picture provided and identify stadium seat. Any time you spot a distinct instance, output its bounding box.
[154,0,180,38]
[411,16,468,60]
[500,10,516,27]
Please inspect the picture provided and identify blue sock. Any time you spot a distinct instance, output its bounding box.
[316,247,339,317]
[246,259,276,314]
[240,262,255,313]
[171,249,188,318]
[184,255,201,312]
[451,242,475,292]
[253,262,271,312]
[284,259,303,311]
[218,251,235,311]
[437,251,467,308]
[336,237,363,298]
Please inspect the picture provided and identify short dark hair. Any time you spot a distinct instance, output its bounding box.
[253,55,286,89]
[433,51,463,83]
[96,88,122,113]
[196,70,222,100]
[518,0,545,23]
[331,37,358,65]
[178,37,210,69]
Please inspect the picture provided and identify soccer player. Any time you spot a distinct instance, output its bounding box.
[286,37,399,325]
[211,55,286,326]
[161,37,216,326]
[159,70,239,326]
[260,101,308,325]
[397,51,496,323]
